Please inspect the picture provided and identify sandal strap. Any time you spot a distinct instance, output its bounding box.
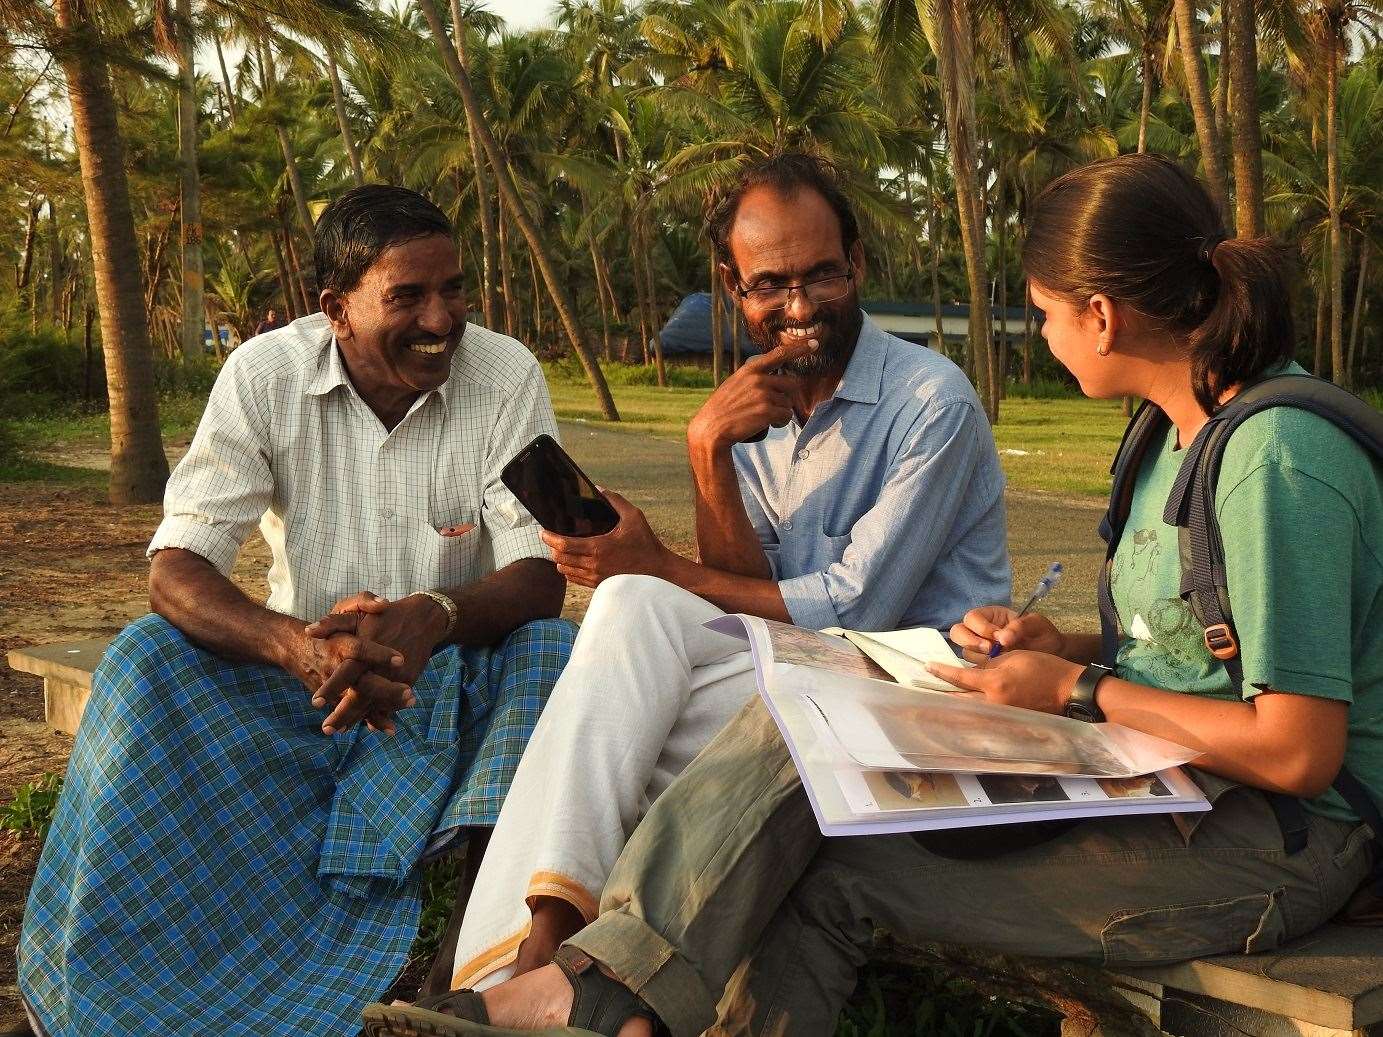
[553,946,662,1037]
[411,987,490,1023]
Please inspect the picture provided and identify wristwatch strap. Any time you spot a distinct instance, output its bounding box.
[1065,663,1112,723]
[419,590,459,642]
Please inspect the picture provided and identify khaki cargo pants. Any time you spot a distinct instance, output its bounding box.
[568,698,1375,1037]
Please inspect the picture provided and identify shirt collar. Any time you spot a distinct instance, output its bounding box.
[304,332,455,409]
[832,314,887,405]
[305,333,352,397]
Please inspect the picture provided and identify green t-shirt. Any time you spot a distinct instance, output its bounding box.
[1110,366,1383,820]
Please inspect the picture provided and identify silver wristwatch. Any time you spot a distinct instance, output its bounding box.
[418,590,459,641]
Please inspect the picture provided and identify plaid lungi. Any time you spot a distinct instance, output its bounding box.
[19,613,576,1037]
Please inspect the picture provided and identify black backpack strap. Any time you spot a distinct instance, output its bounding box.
[1167,373,1383,863]
[1097,399,1166,668]
[1167,374,1383,691]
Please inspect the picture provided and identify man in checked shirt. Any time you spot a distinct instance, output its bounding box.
[19,186,575,1037]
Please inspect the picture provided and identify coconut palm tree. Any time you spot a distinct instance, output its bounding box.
[1225,0,1267,235]
[416,0,620,420]
[1092,0,1174,153]
[1171,0,1233,220]
[4,0,171,502]
[1302,0,1383,386]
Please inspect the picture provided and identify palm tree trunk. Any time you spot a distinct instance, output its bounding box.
[419,0,618,419]
[527,247,545,348]
[1172,0,1231,224]
[587,231,611,361]
[1022,285,1032,386]
[996,180,1008,400]
[928,186,946,359]
[144,213,174,330]
[1225,0,1264,237]
[1347,234,1369,382]
[1314,252,1327,376]
[497,203,517,338]
[1213,12,1230,146]
[214,29,238,125]
[1326,31,1345,387]
[709,247,723,385]
[16,196,38,291]
[280,209,313,315]
[637,223,666,386]
[258,39,316,237]
[325,45,365,187]
[177,0,204,360]
[47,198,63,323]
[1137,50,1153,153]
[449,0,503,331]
[54,0,168,503]
[934,0,996,421]
[269,230,298,320]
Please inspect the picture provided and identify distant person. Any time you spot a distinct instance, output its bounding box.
[366,154,1381,1037]
[20,185,574,1037]
[253,306,285,337]
[426,152,1010,1005]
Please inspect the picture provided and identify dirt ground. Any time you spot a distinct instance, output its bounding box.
[0,420,1106,1030]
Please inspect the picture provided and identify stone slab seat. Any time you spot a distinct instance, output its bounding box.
[8,639,1383,1036]
[6,638,109,737]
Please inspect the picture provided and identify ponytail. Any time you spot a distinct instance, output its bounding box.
[1188,237,1295,414]
[1023,154,1296,415]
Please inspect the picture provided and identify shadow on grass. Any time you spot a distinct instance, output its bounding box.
[0,458,105,485]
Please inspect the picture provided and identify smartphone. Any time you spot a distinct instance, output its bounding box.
[500,434,620,537]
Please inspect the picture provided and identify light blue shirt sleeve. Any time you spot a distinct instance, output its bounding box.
[777,400,988,630]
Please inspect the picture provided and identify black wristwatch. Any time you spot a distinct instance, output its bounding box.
[1065,663,1113,723]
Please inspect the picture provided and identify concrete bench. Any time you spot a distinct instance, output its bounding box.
[6,638,110,737]
[7,639,1382,1034]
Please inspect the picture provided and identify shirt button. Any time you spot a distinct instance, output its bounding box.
[797,448,811,461]
[782,520,793,532]
[383,508,395,520]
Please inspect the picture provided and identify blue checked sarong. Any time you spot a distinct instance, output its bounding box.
[19,613,576,1037]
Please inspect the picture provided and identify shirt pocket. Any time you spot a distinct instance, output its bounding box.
[407,513,481,590]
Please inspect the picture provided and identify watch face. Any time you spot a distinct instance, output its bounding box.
[1065,702,1098,723]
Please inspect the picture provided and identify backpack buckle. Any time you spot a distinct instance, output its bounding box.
[1204,623,1239,660]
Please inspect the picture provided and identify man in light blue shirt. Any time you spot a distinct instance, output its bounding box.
[416,153,1010,1003]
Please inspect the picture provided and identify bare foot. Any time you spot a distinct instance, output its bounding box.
[479,962,653,1036]
[513,896,586,976]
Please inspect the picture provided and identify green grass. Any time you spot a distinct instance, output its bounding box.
[6,393,207,454]
[3,374,1125,501]
[548,365,1124,499]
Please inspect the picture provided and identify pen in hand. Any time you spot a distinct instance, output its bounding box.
[988,562,1063,658]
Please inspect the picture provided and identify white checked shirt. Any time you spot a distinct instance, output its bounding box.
[148,313,557,621]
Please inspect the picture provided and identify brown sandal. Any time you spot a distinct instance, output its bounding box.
[359,946,663,1037]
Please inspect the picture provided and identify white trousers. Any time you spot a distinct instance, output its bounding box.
[448,574,758,990]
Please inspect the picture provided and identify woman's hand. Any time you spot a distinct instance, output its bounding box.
[927,650,1084,715]
[949,605,1068,662]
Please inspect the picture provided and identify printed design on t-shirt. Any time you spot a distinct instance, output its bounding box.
[1118,595,1209,686]
[1127,527,1163,586]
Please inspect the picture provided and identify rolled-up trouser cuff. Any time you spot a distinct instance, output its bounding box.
[565,909,718,1037]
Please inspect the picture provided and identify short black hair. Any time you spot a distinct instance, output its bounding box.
[706,153,860,276]
[313,185,454,295]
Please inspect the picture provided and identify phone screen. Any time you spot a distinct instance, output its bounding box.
[500,434,620,537]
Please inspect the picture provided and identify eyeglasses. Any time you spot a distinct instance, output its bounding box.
[736,264,855,311]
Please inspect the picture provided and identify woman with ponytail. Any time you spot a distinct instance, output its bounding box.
[363,155,1380,1037]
